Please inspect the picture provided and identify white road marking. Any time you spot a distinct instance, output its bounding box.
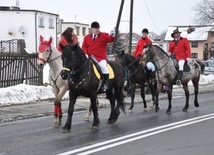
[57,113,214,155]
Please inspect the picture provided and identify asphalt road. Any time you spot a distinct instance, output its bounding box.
[1,92,214,155]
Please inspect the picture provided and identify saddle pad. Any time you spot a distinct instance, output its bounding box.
[184,62,190,72]
[92,63,114,79]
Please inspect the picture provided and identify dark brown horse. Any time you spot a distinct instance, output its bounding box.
[142,44,205,113]
[115,50,156,112]
[60,44,126,133]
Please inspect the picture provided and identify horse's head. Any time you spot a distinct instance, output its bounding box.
[37,35,53,68]
[61,44,84,80]
[142,44,154,62]
[115,50,126,67]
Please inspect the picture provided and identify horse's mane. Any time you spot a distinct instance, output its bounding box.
[152,45,169,57]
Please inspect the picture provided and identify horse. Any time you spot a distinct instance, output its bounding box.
[142,44,205,113]
[60,44,126,132]
[37,36,92,125]
[115,50,156,112]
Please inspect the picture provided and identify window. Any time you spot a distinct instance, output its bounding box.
[211,42,214,48]
[204,43,208,51]
[38,17,44,27]
[82,27,86,36]
[211,32,214,37]
[191,42,198,48]
[76,26,80,36]
[49,18,54,28]
[191,53,198,58]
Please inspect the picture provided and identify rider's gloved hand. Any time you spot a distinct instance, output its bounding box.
[186,58,191,62]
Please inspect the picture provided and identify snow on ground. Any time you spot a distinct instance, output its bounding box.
[0,74,214,106]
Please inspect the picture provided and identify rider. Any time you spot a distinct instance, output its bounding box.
[57,27,78,53]
[168,28,192,86]
[82,21,116,92]
[133,28,155,83]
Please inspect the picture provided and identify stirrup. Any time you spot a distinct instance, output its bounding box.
[101,84,108,92]
[176,80,181,86]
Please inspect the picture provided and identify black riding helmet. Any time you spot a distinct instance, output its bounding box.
[142,28,149,34]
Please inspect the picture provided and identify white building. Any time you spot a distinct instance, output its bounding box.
[61,21,90,46]
[0,6,59,53]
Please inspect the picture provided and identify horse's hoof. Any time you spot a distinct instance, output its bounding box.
[143,108,147,112]
[155,107,160,113]
[128,109,132,113]
[166,110,171,114]
[195,103,199,107]
[84,117,90,121]
[107,119,117,124]
[91,125,99,130]
[182,108,188,112]
[61,128,70,133]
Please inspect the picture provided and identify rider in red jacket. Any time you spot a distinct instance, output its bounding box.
[133,28,152,58]
[168,29,192,86]
[82,21,115,92]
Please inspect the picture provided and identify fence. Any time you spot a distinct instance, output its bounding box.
[0,39,43,88]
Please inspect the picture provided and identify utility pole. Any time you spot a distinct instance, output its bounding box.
[111,0,125,53]
[128,0,134,54]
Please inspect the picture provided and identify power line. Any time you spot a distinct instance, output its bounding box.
[144,0,160,34]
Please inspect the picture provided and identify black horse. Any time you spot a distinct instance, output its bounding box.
[61,44,126,132]
[115,50,156,112]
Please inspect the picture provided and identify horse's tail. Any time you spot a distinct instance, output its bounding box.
[196,60,205,74]
[120,94,126,114]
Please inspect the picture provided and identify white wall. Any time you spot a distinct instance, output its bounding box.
[0,11,35,52]
[0,10,58,53]
[36,12,58,50]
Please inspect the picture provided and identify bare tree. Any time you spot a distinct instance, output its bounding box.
[193,0,214,24]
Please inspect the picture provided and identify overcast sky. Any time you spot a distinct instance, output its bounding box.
[1,0,201,34]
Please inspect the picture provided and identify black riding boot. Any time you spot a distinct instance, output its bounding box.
[176,71,183,86]
[102,74,109,92]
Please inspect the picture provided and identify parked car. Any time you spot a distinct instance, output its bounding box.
[201,59,214,75]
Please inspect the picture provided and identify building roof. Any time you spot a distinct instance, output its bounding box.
[0,6,59,16]
[165,25,214,41]
[62,21,89,26]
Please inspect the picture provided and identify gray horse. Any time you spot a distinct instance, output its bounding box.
[142,44,205,113]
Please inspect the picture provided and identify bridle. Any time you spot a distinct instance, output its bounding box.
[145,47,170,71]
[38,44,61,64]
[122,55,141,76]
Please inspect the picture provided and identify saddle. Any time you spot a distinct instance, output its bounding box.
[90,59,114,79]
[173,59,191,73]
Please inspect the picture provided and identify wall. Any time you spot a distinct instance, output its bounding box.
[0,10,58,53]
[0,11,35,52]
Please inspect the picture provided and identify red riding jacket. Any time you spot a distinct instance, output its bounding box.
[133,36,152,58]
[82,32,115,62]
[168,37,191,61]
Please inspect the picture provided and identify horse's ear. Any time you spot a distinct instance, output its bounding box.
[48,36,52,45]
[40,35,44,44]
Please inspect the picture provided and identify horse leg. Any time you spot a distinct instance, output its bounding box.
[128,83,136,112]
[84,99,99,121]
[54,103,62,125]
[84,103,92,121]
[154,84,161,112]
[90,95,100,129]
[140,83,147,111]
[166,85,173,113]
[192,78,199,107]
[182,83,190,112]
[62,91,77,133]
[54,87,68,126]
[106,90,117,124]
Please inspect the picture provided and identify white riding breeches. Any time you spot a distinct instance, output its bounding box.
[91,55,109,74]
[146,62,155,72]
[178,60,185,71]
